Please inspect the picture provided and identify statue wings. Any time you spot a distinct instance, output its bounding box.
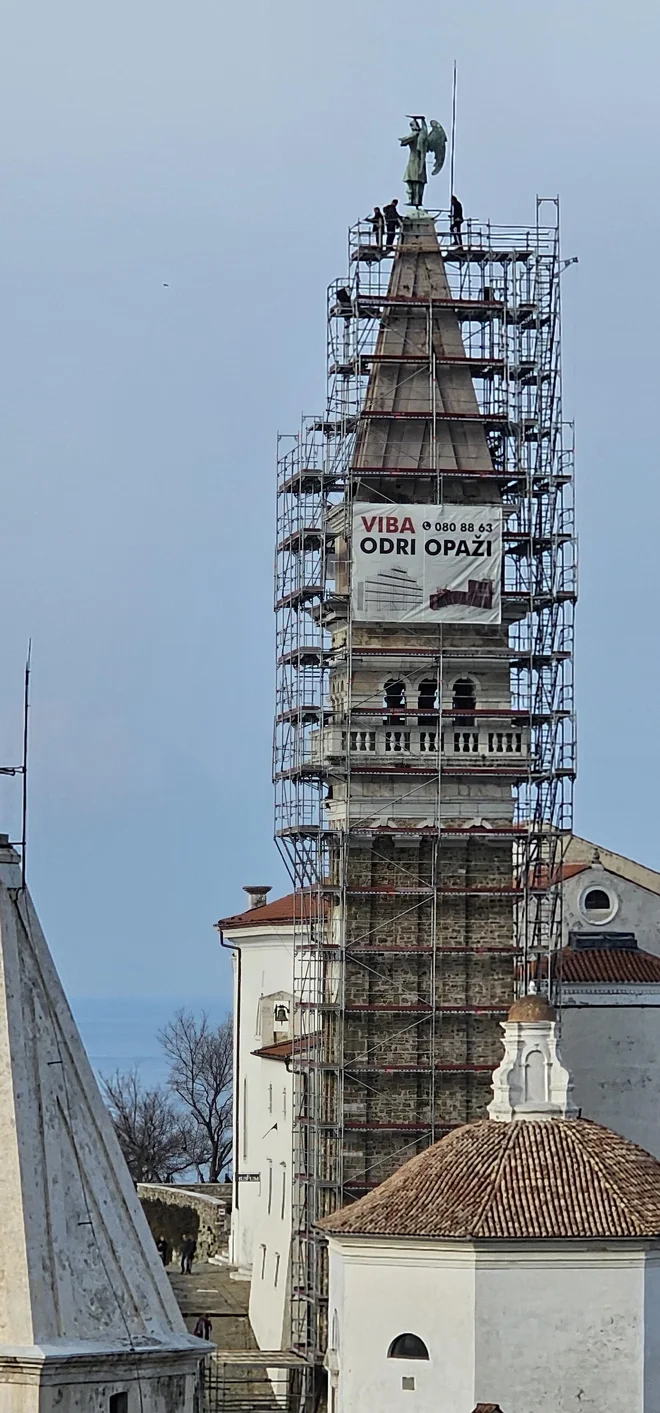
[428,120,448,176]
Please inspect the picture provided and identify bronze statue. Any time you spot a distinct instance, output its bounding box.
[400,117,447,207]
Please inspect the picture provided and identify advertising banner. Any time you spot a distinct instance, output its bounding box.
[351,503,502,625]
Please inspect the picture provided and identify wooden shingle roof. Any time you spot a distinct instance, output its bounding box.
[318,1119,660,1241]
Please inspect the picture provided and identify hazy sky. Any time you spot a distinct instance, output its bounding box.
[1,0,658,1000]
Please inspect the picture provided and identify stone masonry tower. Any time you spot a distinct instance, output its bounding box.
[274,198,576,1367]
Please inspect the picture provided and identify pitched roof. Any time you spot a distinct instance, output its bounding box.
[216,892,321,931]
[318,1119,660,1241]
[251,1034,318,1063]
[560,946,660,986]
[565,835,660,897]
[251,1038,293,1062]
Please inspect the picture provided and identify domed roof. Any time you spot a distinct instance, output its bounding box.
[508,993,556,1022]
[318,1119,660,1241]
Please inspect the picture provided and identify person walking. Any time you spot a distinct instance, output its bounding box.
[366,206,385,250]
[450,194,464,247]
[180,1234,197,1275]
[156,1235,169,1266]
[383,198,402,251]
[193,1315,213,1341]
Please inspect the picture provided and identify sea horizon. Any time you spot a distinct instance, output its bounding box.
[70,994,231,1089]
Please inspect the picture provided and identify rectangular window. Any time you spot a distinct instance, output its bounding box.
[280,1164,287,1220]
[260,1244,266,1279]
[267,1161,273,1215]
[110,1397,128,1413]
[242,1079,248,1162]
[282,1087,287,1119]
[273,1252,280,1289]
[268,1083,273,1114]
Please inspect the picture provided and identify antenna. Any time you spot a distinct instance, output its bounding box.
[449,60,458,202]
[21,641,31,889]
[0,644,32,884]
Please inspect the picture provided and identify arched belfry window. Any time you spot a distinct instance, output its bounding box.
[387,1333,430,1361]
[452,677,476,725]
[417,679,438,725]
[383,680,406,725]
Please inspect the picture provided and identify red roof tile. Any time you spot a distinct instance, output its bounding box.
[251,1035,316,1063]
[318,1119,660,1241]
[251,1038,293,1063]
[216,892,321,931]
[560,947,660,986]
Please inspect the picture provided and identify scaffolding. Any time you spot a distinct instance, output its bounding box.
[274,203,576,1373]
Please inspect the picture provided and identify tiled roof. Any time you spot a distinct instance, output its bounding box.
[251,1038,293,1063]
[318,1119,660,1241]
[217,892,321,931]
[560,947,660,986]
[251,1034,317,1063]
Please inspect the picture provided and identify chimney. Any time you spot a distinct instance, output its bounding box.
[243,885,272,910]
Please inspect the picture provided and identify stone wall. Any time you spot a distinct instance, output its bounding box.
[325,835,514,1195]
[138,1183,231,1264]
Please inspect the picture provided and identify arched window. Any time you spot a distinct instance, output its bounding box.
[581,887,616,923]
[583,888,611,912]
[387,1334,430,1361]
[417,679,438,725]
[383,680,406,725]
[452,677,476,725]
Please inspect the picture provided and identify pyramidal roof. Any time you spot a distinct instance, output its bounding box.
[0,837,196,1357]
[353,215,494,479]
[318,1118,660,1242]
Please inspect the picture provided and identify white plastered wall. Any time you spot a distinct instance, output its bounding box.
[562,865,660,954]
[248,1056,293,1355]
[561,1003,660,1156]
[224,923,294,1278]
[327,1239,475,1413]
[328,1236,660,1413]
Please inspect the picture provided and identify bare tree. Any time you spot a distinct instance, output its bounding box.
[101,1069,205,1183]
[158,1010,233,1182]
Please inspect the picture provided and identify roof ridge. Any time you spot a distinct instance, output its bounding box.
[561,1122,649,1236]
[472,1120,519,1234]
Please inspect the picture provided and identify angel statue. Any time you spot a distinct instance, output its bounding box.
[399,117,447,207]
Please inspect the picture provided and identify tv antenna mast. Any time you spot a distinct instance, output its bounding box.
[0,642,32,888]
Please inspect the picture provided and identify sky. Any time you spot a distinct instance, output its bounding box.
[0,0,658,1001]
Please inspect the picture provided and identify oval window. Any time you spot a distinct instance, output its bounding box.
[387,1333,429,1361]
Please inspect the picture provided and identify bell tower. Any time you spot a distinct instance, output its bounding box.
[274,199,576,1364]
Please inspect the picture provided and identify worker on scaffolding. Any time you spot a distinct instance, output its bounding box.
[383,198,402,251]
[450,194,464,247]
[366,206,385,250]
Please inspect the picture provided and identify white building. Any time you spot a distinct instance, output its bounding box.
[216,887,295,1354]
[557,835,660,1156]
[320,994,660,1413]
[0,835,207,1412]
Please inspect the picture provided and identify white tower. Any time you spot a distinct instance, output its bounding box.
[0,837,207,1411]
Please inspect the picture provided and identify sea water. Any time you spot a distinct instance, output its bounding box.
[71,995,230,1089]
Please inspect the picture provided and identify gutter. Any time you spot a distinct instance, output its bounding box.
[216,926,241,1210]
